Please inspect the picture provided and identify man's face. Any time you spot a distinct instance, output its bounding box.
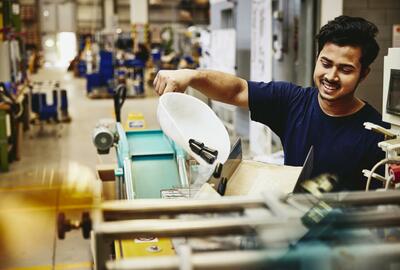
[313,42,366,102]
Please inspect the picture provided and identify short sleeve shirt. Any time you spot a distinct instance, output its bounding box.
[248,80,388,191]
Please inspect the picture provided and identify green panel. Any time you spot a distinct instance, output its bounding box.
[125,129,180,199]
[2,1,20,31]
[11,2,21,32]
[131,156,180,199]
[2,0,11,28]
[126,130,174,157]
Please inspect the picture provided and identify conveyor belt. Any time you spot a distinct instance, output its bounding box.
[126,130,181,199]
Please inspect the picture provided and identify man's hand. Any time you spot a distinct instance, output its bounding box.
[153,69,197,96]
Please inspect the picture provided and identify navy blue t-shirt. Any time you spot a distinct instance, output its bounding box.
[248,80,388,191]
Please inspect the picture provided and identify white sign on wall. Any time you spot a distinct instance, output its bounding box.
[209,29,236,75]
[250,0,272,82]
[199,29,211,69]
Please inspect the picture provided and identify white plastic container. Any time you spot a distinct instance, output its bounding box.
[158,92,231,167]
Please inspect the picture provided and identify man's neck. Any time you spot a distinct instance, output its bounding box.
[318,94,365,117]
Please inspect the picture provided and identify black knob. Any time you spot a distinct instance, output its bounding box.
[81,212,92,239]
[213,163,223,178]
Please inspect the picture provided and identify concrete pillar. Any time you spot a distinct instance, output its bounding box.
[103,0,114,31]
[130,0,148,24]
[320,0,343,27]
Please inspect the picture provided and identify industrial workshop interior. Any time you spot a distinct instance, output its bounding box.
[2,0,400,269]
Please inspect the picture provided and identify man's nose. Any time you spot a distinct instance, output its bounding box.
[325,68,339,82]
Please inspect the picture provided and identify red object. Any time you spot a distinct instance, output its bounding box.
[389,164,400,183]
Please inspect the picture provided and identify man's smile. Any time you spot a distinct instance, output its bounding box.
[321,79,340,92]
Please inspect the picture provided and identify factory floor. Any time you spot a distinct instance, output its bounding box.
[0,67,161,270]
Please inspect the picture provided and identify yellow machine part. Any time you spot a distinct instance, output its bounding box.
[115,238,175,258]
[0,164,97,265]
[125,112,146,131]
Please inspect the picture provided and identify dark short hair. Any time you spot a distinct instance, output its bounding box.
[316,15,380,71]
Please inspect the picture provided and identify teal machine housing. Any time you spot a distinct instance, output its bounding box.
[114,123,188,199]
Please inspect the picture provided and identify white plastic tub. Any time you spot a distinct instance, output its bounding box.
[157,92,231,167]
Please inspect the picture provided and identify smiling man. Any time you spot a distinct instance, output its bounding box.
[154,16,388,191]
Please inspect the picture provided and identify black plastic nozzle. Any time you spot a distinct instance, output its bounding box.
[189,139,204,148]
[200,150,216,164]
[202,145,218,156]
[189,138,218,164]
[189,142,202,155]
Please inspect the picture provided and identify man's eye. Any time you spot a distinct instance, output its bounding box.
[341,68,353,73]
[321,61,330,68]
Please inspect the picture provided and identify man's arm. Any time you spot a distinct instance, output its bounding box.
[153,69,249,108]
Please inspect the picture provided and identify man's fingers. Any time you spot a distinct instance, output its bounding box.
[154,72,166,95]
[155,76,163,94]
[163,82,176,94]
[153,73,159,88]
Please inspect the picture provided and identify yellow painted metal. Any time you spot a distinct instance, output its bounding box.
[6,262,92,270]
[125,112,146,131]
[0,164,96,210]
[115,240,123,259]
[115,238,175,258]
[0,165,96,266]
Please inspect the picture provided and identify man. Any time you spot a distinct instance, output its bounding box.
[153,16,388,191]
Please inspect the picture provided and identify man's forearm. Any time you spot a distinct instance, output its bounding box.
[189,70,248,108]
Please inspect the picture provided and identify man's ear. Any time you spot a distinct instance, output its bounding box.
[360,67,371,82]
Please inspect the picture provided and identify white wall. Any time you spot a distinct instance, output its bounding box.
[41,0,76,33]
[320,0,343,27]
[104,0,115,31]
[57,2,76,32]
[130,0,148,24]
[40,3,57,32]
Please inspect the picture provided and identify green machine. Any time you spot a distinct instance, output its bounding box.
[91,83,189,199]
[2,0,21,33]
[93,121,188,199]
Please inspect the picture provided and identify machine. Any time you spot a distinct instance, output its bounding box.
[61,188,400,270]
[59,48,400,270]
[364,48,400,190]
[92,120,188,200]
[65,121,400,270]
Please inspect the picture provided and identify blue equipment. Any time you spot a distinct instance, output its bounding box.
[31,91,58,121]
[77,60,87,77]
[124,58,145,95]
[86,51,114,95]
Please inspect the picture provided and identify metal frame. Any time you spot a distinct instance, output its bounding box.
[91,190,400,270]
